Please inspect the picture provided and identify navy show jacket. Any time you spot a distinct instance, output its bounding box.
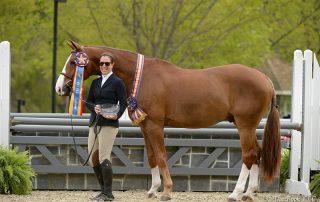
[86,74,127,127]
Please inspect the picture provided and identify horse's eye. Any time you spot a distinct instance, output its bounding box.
[70,61,76,65]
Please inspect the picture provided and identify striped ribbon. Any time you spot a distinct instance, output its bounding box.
[127,54,147,125]
[69,66,85,116]
[131,54,145,98]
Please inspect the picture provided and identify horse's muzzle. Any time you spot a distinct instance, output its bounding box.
[62,85,71,96]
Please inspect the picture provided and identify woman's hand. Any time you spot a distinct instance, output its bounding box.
[94,105,101,114]
[102,113,118,120]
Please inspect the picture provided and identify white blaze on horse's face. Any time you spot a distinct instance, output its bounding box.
[55,54,72,96]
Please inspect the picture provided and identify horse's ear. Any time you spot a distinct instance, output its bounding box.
[67,40,81,51]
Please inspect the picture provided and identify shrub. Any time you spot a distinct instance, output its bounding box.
[279,148,290,192]
[0,146,36,194]
[310,160,320,198]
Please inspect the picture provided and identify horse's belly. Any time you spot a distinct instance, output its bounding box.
[166,116,226,128]
[165,105,229,128]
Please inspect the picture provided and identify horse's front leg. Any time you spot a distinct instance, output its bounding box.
[141,128,161,198]
[141,120,173,201]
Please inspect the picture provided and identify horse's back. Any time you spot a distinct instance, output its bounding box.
[206,64,273,115]
[161,64,274,128]
[170,63,273,103]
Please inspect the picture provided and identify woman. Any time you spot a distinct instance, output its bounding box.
[86,52,127,201]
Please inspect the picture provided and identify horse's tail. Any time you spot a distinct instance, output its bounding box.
[261,90,281,182]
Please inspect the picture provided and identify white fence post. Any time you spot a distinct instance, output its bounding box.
[286,50,312,196]
[301,50,313,183]
[289,50,303,181]
[0,41,11,147]
[312,55,320,170]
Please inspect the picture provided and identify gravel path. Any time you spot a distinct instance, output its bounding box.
[1,190,319,202]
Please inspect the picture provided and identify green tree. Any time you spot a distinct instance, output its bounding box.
[262,0,320,61]
[60,0,272,68]
[0,0,53,112]
[1,0,318,112]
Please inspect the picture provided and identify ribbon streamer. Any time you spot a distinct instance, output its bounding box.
[69,66,85,116]
[68,52,89,116]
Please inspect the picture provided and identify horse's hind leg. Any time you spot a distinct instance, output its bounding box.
[141,120,173,201]
[228,163,250,201]
[242,164,259,201]
[228,126,261,201]
[242,132,261,201]
[140,128,161,198]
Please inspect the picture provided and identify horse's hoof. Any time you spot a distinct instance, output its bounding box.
[242,194,253,201]
[160,194,172,201]
[227,193,240,202]
[147,192,157,198]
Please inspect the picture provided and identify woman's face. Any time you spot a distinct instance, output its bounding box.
[99,56,114,75]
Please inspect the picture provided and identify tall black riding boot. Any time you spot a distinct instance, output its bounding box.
[100,159,114,201]
[90,165,104,200]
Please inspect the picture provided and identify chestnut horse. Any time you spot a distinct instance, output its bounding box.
[55,41,281,201]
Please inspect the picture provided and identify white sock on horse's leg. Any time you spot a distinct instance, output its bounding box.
[228,163,250,200]
[243,164,259,199]
[147,166,161,197]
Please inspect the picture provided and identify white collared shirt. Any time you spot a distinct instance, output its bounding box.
[101,72,113,87]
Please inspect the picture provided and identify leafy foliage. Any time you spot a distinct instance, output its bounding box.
[310,160,320,198]
[0,0,319,112]
[261,0,320,62]
[0,146,36,195]
[280,149,290,192]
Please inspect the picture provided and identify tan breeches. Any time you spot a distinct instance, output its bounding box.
[88,126,118,167]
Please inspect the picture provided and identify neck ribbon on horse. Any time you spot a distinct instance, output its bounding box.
[127,54,147,125]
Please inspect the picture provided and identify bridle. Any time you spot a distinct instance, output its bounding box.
[60,72,73,80]
[60,72,74,90]
[59,53,79,90]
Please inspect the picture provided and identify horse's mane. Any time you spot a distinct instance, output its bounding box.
[89,45,137,57]
[85,45,178,68]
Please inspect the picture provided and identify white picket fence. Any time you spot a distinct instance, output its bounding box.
[0,41,11,147]
[286,50,320,196]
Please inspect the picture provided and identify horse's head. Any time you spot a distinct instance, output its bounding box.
[55,41,100,96]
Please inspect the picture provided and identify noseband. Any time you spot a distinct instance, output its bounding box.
[60,72,74,89]
[60,72,73,80]
[60,52,80,89]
